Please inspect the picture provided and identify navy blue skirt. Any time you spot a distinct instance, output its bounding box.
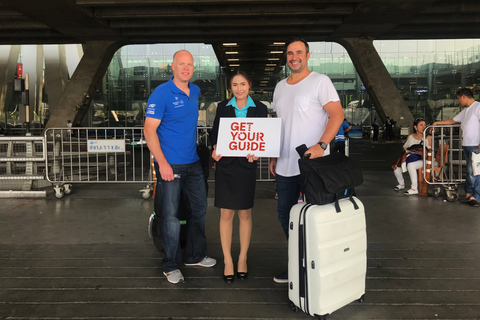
[214,157,257,210]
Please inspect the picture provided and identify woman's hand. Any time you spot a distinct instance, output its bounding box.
[212,145,222,162]
[246,153,259,163]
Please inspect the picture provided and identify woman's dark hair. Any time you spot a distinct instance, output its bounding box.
[413,118,426,128]
[229,68,252,88]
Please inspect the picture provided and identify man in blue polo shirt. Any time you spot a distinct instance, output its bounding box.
[144,50,216,284]
[333,118,351,155]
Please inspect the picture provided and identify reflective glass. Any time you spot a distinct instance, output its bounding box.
[8,38,480,131]
[91,44,220,127]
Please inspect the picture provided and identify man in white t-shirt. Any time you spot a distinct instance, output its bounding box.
[269,37,344,283]
[433,88,480,207]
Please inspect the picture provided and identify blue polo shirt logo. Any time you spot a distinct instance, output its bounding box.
[173,96,185,108]
[146,103,156,115]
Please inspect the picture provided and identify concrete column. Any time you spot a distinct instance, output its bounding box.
[22,45,44,123]
[0,45,20,119]
[44,44,69,121]
[35,45,44,117]
[44,40,122,130]
[334,37,414,128]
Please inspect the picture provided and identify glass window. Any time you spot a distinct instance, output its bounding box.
[91,43,220,127]
[8,37,480,131]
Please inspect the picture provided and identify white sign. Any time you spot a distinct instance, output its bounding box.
[215,118,282,157]
[87,139,125,153]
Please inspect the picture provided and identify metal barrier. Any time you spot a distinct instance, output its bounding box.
[423,124,464,201]
[0,135,47,197]
[44,127,153,199]
[0,126,273,199]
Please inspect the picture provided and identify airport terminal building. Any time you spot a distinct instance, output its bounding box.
[1,38,480,134]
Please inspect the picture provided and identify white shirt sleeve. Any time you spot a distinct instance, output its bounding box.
[316,75,340,107]
[453,108,466,123]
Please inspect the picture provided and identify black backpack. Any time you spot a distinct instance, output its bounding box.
[297,151,363,212]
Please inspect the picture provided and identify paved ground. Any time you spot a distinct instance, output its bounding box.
[1,140,480,320]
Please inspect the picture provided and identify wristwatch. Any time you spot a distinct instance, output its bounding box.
[318,141,328,150]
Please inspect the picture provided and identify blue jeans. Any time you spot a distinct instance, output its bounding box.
[275,174,302,239]
[154,160,207,273]
[463,146,480,201]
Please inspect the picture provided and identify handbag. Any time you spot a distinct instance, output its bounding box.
[298,151,363,212]
[471,152,480,176]
[391,152,407,170]
[406,141,424,164]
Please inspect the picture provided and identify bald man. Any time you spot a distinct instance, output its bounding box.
[144,50,216,284]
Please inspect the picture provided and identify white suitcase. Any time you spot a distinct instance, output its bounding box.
[288,197,367,319]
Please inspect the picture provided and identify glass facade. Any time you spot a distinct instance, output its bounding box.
[375,39,480,123]
[91,39,480,129]
[90,44,223,127]
[301,39,480,126]
[3,39,480,134]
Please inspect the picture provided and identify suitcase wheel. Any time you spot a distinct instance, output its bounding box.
[358,294,365,303]
[289,302,298,312]
[316,314,329,320]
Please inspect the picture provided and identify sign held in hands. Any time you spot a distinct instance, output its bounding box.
[215,118,282,158]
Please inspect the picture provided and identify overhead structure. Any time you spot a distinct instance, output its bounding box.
[0,0,479,127]
[1,0,479,87]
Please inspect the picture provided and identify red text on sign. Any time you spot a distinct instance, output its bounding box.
[229,121,266,152]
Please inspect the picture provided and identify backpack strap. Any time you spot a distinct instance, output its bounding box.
[334,188,359,213]
[349,194,359,210]
[347,187,359,210]
[334,193,341,213]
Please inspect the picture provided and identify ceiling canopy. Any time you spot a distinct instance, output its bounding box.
[1,0,479,88]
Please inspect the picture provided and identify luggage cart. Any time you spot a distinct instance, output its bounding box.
[423,124,464,202]
[44,127,154,199]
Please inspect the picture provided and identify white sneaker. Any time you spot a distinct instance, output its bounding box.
[184,256,217,268]
[394,185,405,191]
[163,269,184,284]
[404,189,418,195]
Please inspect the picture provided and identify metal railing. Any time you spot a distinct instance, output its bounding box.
[0,126,276,199]
[423,124,464,201]
[0,135,46,197]
[44,127,153,198]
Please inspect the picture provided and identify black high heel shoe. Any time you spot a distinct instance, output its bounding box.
[236,271,248,280]
[223,274,235,283]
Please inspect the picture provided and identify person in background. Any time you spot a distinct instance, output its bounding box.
[433,88,480,207]
[333,118,351,155]
[372,118,379,141]
[392,118,431,195]
[66,119,72,137]
[385,116,395,141]
[143,50,216,285]
[210,69,268,283]
[269,37,344,283]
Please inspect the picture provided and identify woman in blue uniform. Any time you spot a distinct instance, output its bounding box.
[210,69,268,283]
